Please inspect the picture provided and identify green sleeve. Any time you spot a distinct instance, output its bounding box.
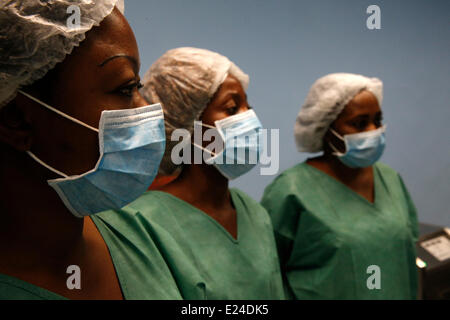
[0,274,67,300]
[397,173,420,299]
[261,177,305,300]
[398,174,419,242]
[261,179,303,271]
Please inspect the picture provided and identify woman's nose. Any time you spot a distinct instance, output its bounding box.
[366,123,379,131]
[134,90,148,108]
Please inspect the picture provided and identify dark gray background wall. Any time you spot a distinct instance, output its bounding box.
[125,0,450,227]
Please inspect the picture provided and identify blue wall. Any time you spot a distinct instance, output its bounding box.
[125,0,450,227]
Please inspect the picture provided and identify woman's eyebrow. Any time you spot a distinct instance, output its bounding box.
[348,114,369,120]
[218,91,239,103]
[98,54,139,67]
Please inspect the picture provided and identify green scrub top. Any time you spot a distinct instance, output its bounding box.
[0,274,67,300]
[0,211,182,300]
[127,188,285,300]
[261,162,419,300]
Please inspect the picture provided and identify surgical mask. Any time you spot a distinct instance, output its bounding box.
[18,90,166,217]
[328,125,386,168]
[193,109,263,180]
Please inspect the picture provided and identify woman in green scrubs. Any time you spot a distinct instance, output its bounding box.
[0,1,180,300]
[133,47,285,300]
[261,73,419,300]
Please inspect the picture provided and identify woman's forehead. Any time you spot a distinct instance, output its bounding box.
[81,8,139,66]
[344,90,381,112]
[340,90,381,118]
[216,75,246,97]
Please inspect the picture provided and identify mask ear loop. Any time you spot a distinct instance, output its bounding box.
[328,127,346,156]
[200,122,216,130]
[198,120,229,152]
[165,121,220,158]
[27,151,69,178]
[329,127,345,141]
[191,121,221,159]
[18,90,99,133]
[18,90,90,178]
[191,142,218,158]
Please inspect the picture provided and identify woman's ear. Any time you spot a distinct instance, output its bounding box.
[0,100,33,152]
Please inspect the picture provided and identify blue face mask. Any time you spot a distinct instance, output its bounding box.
[193,109,263,180]
[329,125,386,168]
[19,90,166,217]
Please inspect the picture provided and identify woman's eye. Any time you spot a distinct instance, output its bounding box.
[117,81,143,97]
[227,106,238,115]
[353,120,367,130]
[119,87,133,96]
[375,116,383,127]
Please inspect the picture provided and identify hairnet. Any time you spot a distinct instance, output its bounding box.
[140,47,250,175]
[0,0,124,108]
[294,73,383,153]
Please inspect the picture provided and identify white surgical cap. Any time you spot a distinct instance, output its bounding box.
[140,47,250,175]
[294,73,383,153]
[0,0,124,108]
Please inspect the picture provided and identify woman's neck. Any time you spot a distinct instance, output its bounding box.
[161,164,231,209]
[307,152,375,203]
[0,152,85,263]
[307,152,372,182]
[159,164,238,239]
